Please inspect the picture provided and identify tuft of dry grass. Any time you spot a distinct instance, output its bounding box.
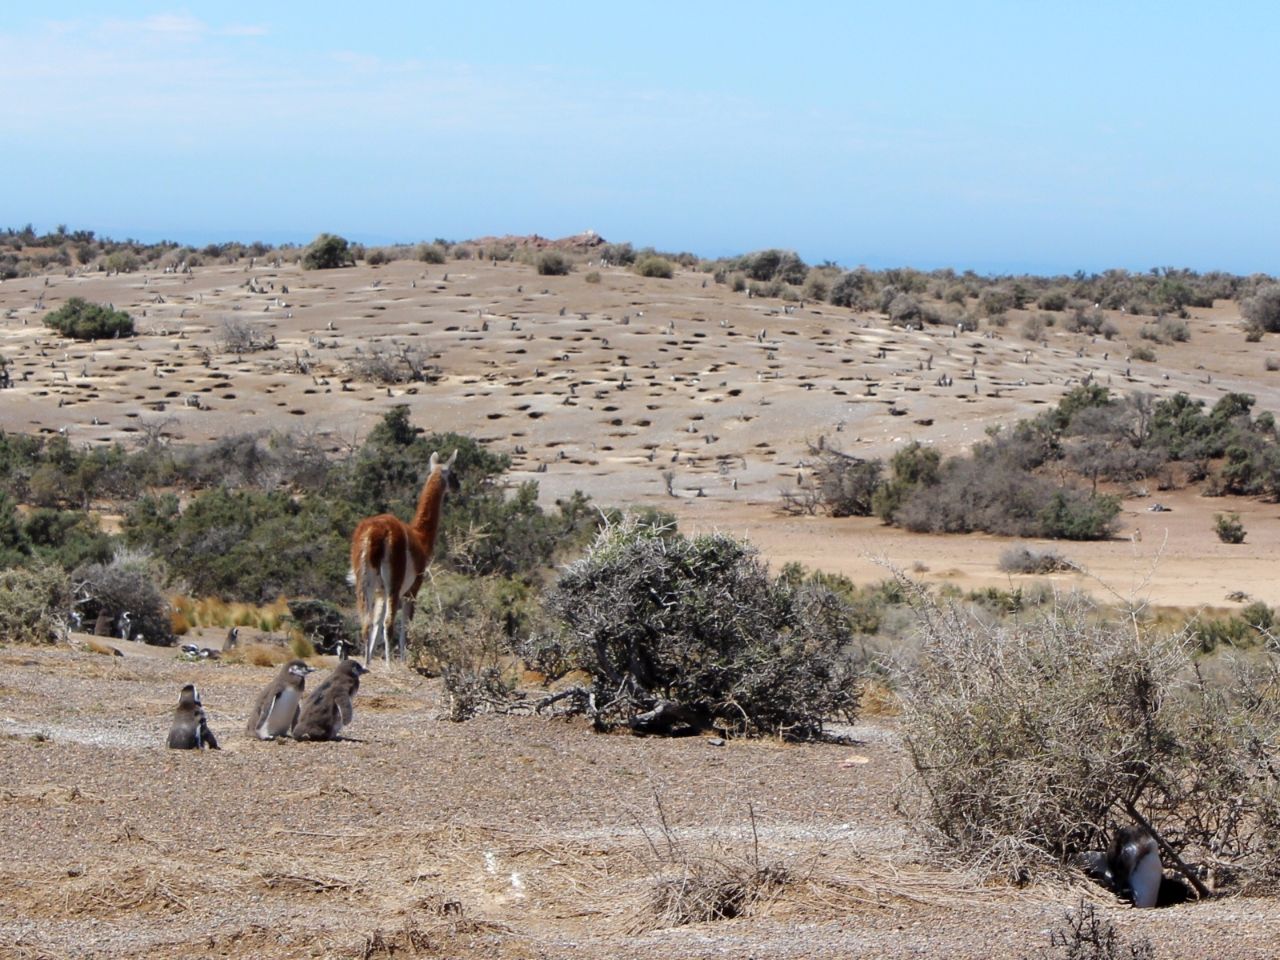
[223,642,291,667]
[55,862,199,919]
[171,595,290,632]
[289,632,316,659]
[647,859,791,928]
[83,638,124,658]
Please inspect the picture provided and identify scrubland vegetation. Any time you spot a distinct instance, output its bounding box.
[791,384,1280,541]
[8,224,1280,907]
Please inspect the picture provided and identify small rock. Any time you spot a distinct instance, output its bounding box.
[706,737,725,747]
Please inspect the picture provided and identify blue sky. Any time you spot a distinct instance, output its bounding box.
[3,3,1277,275]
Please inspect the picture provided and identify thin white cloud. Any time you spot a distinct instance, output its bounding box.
[136,13,207,36]
[221,24,268,37]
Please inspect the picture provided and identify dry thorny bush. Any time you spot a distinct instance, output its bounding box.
[893,573,1280,891]
[1030,899,1155,960]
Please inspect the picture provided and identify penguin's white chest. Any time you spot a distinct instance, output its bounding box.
[1128,844,1163,908]
[259,688,300,738]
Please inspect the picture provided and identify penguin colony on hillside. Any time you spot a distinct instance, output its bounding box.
[166,658,367,748]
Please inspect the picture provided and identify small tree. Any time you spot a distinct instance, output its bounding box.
[301,233,355,269]
[1215,512,1247,543]
[44,298,134,340]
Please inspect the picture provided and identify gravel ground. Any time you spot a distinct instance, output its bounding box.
[3,644,1280,959]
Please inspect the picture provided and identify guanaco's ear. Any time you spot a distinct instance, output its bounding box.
[445,449,458,470]
[429,451,439,470]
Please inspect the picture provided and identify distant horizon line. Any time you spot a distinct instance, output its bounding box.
[8,222,1273,282]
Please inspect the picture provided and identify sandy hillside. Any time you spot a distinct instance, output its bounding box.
[1,254,1278,607]
[4,253,1280,958]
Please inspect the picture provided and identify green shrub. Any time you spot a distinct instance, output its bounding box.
[1130,343,1157,362]
[536,251,572,276]
[813,451,883,517]
[103,250,140,273]
[43,298,134,340]
[634,256,674,279]
[584,270,602,284]
[1038,489,1122,540]
[1037,289,1070,311]
[1187,602,1274,653]
[301,233,355,269]
[545,519,860,738]
[872,442,941,523]
[124,487,358,603]
[829,272,869,309]
[978,288,1014,317]
[739,249,808,285]
[1215,512,1246,543]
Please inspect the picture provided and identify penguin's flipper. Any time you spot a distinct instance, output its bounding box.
[201,717,220,750]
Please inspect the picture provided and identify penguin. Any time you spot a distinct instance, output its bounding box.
[223,626,240,652]
[246,659,314,740]
[1079,824,1182,908]
[293,660,367,741]
[1108,825,1164,908]
[166,684,220,750]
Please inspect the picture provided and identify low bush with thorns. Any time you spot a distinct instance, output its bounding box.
[543,518,861,738]
[894,574,1280,889]
[998,544,1077,575]
[1033,899,1154,960]
[0,559,71,643]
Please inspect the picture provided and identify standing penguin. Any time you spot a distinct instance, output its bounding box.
[1079,824,1167,908]
[246,659,314,740]
[1108,825,1164,908]
[293,661,366,741]
[166,683,220,750]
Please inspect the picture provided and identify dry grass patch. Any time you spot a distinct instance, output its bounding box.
[223,642,292,667]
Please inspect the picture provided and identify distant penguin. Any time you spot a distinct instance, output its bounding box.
[247,659,314,740]
[223,626,240,652]
[166,684,220,750]
[293,661,366,741]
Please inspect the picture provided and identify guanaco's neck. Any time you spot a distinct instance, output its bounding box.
[411,468,447,544]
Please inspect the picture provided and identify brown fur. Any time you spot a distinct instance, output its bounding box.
[350,449,456,666]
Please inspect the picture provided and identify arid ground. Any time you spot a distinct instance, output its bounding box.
[3,253,1278,607]
[3,251,1280,957]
